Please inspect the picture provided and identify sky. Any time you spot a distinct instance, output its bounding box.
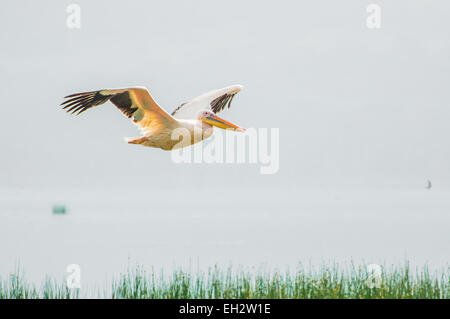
[1,0,450,191]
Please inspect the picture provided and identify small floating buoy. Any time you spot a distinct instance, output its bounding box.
[53,205,67,215]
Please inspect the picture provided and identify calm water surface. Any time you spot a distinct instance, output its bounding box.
[0,187,448,293]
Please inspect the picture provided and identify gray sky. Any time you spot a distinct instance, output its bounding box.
[1,0,450,190]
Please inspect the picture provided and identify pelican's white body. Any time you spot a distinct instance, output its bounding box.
[129,119,214,150]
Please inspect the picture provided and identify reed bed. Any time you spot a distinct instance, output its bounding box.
[1,263,448,299]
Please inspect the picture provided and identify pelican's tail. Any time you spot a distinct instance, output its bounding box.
[124,136,147,145]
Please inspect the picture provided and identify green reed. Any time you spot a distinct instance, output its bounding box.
[1,263,448,299]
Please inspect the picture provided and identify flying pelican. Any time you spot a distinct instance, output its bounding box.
[61,85,245,150]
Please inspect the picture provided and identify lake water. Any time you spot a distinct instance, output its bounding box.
[0,187,448,294]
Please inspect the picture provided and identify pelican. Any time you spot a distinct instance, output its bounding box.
[61,85,245,150]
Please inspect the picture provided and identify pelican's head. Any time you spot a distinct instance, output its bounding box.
[198,110,246,132]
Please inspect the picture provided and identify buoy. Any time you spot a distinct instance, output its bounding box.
[53,205,67,215]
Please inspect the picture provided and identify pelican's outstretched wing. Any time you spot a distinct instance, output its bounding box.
[171,84,243,120]
[61,87,177,134]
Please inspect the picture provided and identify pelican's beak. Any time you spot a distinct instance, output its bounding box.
[202,113,246,132]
